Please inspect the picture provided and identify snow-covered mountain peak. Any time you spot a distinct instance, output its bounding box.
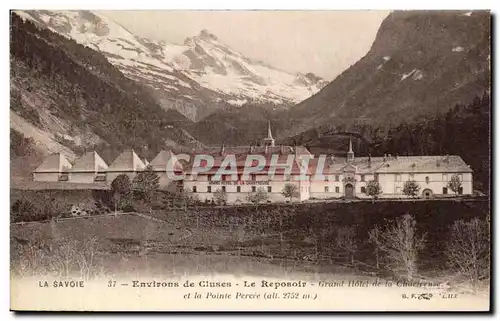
[197,29,218,41]
[14,10,329,120]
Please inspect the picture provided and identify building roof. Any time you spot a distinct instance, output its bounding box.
[107,149,145,172]
[194,145,298,156]
[307,155,472,175]
[33,153,72,173]
[70,151,108,173]
[149,150,183,172]
[374,155,473,173]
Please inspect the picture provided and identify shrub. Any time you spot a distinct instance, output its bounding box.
[446,217,490,287]
[377,214,426,280]
[403,180,421,198]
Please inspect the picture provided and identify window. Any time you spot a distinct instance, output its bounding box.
[361,186,366,193]
[267,186,272,193]
[222,186,226,192]
[458,187,463,194]
[236,186,241,193]
[409,174,414,180]
[443,187,448,194]
[324,186,329,192]
[94,174,106,182]
[207,186,212,193]
[374,173,379,182]
[425,176,430,184]
[208,175,213,182]
[335,186,340,193]
[443,174,448,182]
[458,174,463,181]
[335,175,340,182]
[325,176,329,182]
[396,187,401,194]
[192,186,197,193]
[252,186,256,192]
[251,174,256,181]
[360,174,365,182]
[395,174,401,182]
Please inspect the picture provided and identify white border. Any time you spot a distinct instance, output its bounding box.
[2,1,497,320]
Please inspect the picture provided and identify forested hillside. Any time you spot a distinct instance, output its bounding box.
[10,13,199,164]
[285,93,491,193]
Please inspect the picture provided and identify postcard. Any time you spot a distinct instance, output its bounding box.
[10,9,491,311]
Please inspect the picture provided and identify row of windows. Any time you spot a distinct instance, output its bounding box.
[203,174,368,182]
[192,186,273,193]
[205,175,346,182]
[198,174,464,183]
[395,174,463,182]
[392,186,464,194]
[324,186,341,193]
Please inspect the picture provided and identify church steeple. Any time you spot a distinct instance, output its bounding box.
[262,120,275,147]
[220,142,225,156]
[267,120,273,140]
[347,138,354,162]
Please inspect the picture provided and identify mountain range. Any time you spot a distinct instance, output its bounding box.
[283,10,490,139]
[14,10,328,121]
[10,10,491,183]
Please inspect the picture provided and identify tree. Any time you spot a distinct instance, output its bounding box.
[335,226,358,265]
[446,217,490,288]
[132,165,160,213]
[368,225,382,269]
[247,188,269,208]
[403,180,421,198]
[213,188,228,206]
[365,180,383,201]
[111,174,131,215]
[448,174,463,195]
[377,214,426,280]
[281,183,299,202]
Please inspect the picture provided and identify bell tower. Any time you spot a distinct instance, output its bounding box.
[347,138,354,163]
[261,120,275,147]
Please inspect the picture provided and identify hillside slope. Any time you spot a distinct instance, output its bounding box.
[10,13,200,167]
[284,10,490,137]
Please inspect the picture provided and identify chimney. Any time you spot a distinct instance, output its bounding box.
[220,143,225,156]
[249,145,254,153]
[280,145,285,154]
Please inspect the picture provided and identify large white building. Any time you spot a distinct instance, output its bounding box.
[182,124,473,203]
[32,122,473,202]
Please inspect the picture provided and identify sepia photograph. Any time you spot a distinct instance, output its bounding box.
[9,8,491,312]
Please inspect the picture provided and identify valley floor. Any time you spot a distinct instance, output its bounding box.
[11,212,490,299]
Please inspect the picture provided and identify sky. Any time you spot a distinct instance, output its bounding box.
[102,10,390,80]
